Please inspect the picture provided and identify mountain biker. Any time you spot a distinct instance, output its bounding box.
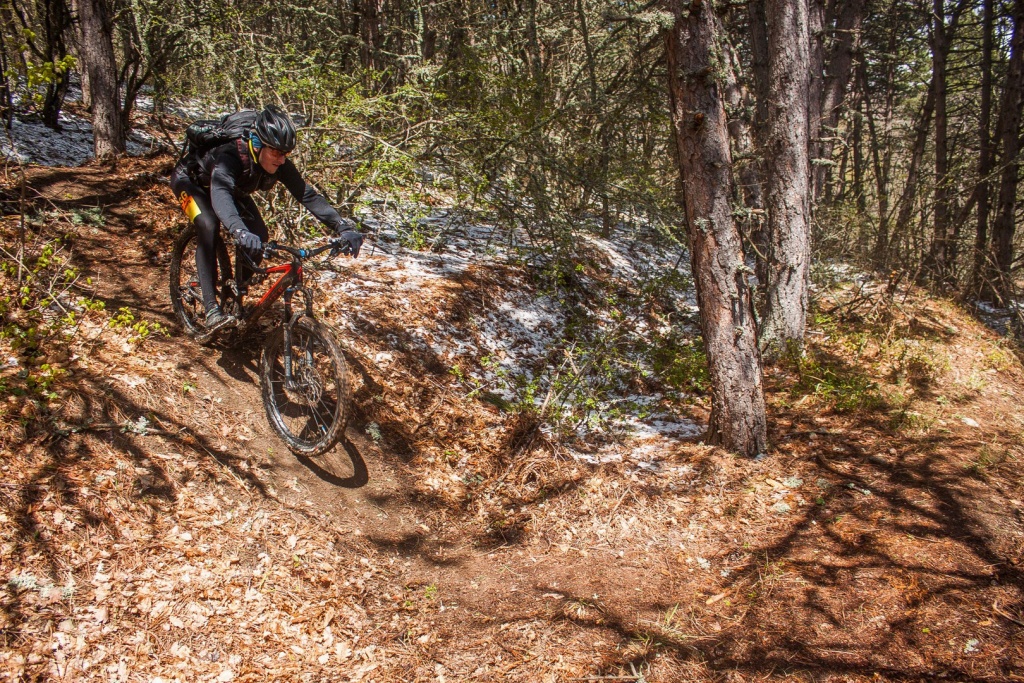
[169,104,363,335]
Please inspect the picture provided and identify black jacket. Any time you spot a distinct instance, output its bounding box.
[197,138,344,237]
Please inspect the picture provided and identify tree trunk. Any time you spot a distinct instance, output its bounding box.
[926,0,951,285]
[40,0,71,130]
[813,0,864,200]
[807,0,825,185]
[665,0,768,458]
[990,0,1024,300]
[359,0,382,72]
[757,0,812,360]
[860,61,892,265]
[973,0,995,296]
[888,85,935,266]
[78,0,124,158]
[748,0,770,288]
[852,95,866,213]
[723,37,763,211]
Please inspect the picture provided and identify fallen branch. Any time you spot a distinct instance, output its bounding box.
[993,600,1024,627]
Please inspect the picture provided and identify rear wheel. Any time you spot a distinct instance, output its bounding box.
[169,224,232,336]
[260,318,350,456]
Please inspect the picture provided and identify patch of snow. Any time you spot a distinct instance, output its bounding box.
[1,111,161,166]
[970,298,1022,337]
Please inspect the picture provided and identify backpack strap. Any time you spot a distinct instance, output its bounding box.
[236,136,258,176]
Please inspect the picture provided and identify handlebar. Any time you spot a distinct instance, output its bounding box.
[228,228,362,270]
[263,238,352,260]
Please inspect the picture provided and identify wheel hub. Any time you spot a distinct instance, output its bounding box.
[285,360,323,407]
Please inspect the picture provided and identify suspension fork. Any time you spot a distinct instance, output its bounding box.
[281,285,316,391]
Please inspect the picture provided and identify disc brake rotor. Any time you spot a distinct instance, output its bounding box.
[284,355,324,407]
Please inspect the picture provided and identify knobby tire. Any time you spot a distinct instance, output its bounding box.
[260,318,350,457]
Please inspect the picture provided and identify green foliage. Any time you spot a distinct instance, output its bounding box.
[69,207,106,227]
[793,352,885,413]
[650,334,710,394]
[108,307,169,344]
[5,51,77,111]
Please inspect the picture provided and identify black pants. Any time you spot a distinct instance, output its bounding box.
[169,164,268,312]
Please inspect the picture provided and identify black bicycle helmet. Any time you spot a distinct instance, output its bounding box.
[254,104,297,153]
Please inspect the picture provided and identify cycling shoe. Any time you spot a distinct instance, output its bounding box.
[197,307,237,343]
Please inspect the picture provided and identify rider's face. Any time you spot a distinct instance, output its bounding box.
[258,146,288,174]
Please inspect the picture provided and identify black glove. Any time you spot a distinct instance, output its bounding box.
[335,217,358,232]
[336,229,363,257]
[232,229,261,256]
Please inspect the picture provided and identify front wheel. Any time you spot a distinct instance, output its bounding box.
[260,318,351,456]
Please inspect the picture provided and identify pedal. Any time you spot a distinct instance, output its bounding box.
[196,315,238,344]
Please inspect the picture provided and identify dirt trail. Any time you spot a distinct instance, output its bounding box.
[39,159,435,542]
[30,157,553,623]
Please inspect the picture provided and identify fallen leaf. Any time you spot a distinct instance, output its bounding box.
[706,592,727,606]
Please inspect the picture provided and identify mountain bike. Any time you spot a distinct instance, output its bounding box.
[168,224,353,457]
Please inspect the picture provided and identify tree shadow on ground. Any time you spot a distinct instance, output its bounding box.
[0,356,278,650]
[547,349,1024,680]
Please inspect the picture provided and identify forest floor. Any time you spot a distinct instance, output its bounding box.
[1,154,1023,683]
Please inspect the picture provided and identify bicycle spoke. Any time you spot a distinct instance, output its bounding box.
[261,318,349,456]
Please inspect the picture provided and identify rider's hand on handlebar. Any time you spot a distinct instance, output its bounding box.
[335,229,363,258]
[232,229,262,256]
[336,217,358,232]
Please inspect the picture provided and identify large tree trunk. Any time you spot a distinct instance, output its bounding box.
[665,0,768,457]
[990,0,1024,300]
[77,0,124,159]
[723,37,763,212]
[756,0,812,360]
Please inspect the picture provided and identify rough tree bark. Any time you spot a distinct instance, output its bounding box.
[665,0,768,457]
[748,0,770,288]
[723,37,763,212]
[77,0,124,158]
[754,0,812,360]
